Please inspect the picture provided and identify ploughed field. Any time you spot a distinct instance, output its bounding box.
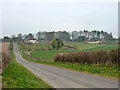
[2,42,10,55]
[30,42,118,60]
[1,42,11,71]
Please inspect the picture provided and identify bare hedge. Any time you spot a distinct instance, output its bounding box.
[1,42,12,72]
[54,49,119,65]
[2,52,11,71]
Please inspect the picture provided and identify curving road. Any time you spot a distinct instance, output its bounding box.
[14,43,118,88]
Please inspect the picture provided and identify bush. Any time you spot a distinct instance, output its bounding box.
[51,39,63,49]
[109,49,119,65]
[54,49,119,65]
[2,52,11,71]
[54,54,63,62]
[94,50,108,65]
[2,42,12,71]
[87,51,97,64]
[54,52,89,64]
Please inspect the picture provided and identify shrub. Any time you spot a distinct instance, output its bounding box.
[51,39,64,49]
[51,40,57,49]
[64,53,73,62]
[95,50,108,65]
[54,54,63,62]
[54,52,89,64]
[2,52,11,71]
[87,51,97,64]
[54,49,119,65]
[109,49,119,65]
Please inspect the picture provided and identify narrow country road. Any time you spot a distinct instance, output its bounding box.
[14,43,118,88]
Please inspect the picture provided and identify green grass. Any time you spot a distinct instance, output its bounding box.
[30,43,118,60]
[2,44,52,88]
[26,41,118,52]
[80,44,118,51]
[25,42,52,51]
[25,42,118,60]
[18,44,118,79]
[64,42,103,50]
[104,40,118,44]
[65,42,118,50]
[30,50,75,60]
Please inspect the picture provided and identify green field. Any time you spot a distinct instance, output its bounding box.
[65,42,118,50]
[18,44,118,79]
[2,44,52,88]
[30,42,118,60]
[80,44,118,51]
[25,42,52,51]
[30,50,75,60]
[104,40,118,44]
[64,42,104,50]
[26,42,105,51]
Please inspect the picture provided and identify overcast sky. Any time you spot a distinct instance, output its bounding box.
[0,0,118,38]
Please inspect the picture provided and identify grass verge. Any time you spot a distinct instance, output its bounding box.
[18,43,118,80]
[2,44,53,88]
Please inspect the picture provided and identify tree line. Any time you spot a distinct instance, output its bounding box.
[2,30,113,42]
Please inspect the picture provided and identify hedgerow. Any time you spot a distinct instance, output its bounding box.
[54,49,119,65]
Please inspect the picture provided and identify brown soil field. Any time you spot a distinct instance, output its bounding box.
[1,42,10,55]
[0,42,1,53]
[0,42,11,71]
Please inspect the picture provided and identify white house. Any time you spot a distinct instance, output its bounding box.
[87,41,102,44]
[28,39,37,43]
[24,38,38,44]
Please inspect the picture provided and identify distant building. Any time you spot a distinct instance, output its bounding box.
[87,41,102,44]
[24,38,38,44]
